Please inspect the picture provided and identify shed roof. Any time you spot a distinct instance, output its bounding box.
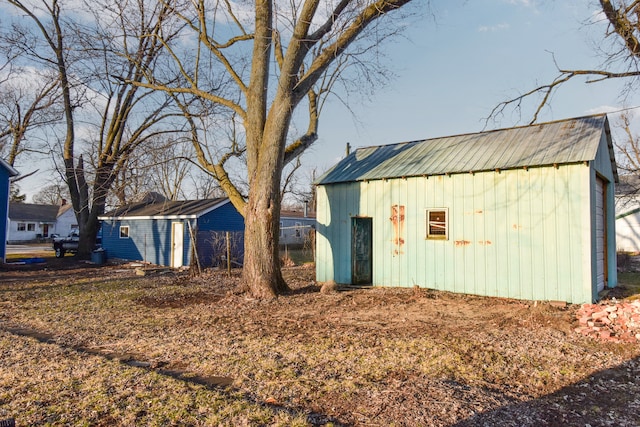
[9,203,59,222]
[317,114,617,185]
[100,198,229,220]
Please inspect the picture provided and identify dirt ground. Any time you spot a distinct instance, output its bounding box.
[1,256,640,426]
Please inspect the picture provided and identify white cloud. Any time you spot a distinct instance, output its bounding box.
[585,105,623,115]
[478,23,510,33]
[505,0,534,6]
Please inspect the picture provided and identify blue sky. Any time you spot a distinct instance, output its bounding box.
[10,0,640,201]
[306,0,640,175]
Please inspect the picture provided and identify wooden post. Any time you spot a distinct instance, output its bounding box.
[226,231,231,275]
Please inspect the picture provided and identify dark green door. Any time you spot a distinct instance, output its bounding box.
[352,217,372,285]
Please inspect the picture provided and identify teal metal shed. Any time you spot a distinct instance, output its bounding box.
[315,115,618,304]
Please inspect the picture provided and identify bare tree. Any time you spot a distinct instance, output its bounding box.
[490,0,640,124]
[111,135,196,205]
[3,0,185,257]
[32,182,70,205]
[140,0,416,298]
[0,68,62,167]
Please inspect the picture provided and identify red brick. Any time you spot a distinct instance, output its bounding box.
[592,311,609,320]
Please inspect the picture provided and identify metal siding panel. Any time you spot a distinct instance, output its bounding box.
[335,185,352,284]
[567,165,591,303]
[409,177,424,286]
[315,186,332,282]
[539,169,557,301]
[554,166,573,301]
[473,173,488,297]
[441,176,456,291]
[375,180,389,286]
[583,167,596,304]
[460,173,476,295]
[519,169,534,301]
[319,162,595,303]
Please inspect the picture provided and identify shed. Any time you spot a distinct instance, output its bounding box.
[99,198,244,268]
[315,114,618,304]
[0,158,19,262]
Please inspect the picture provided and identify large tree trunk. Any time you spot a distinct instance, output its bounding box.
[243,189,288,299]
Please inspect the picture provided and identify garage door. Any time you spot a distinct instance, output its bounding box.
[595,177,606,293]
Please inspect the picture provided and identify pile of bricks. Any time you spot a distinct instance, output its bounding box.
[575,300,640,343]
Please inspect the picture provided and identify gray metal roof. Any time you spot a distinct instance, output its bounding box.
[100,198,229,219]
[9,203,59,222]
[317,114,616,185]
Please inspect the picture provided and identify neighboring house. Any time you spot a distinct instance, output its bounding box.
[99,198,244,268]
[615,175,640,252]
[54,201,78,237]
[0,158,19,262]
[280,209,316,247]
[315,114,618,304]
[7,203,59,242]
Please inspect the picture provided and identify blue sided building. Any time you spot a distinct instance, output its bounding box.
[99,198,244,268]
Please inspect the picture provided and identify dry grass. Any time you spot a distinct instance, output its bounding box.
[1,260,640,426]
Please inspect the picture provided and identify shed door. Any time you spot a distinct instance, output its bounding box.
[595,177,607,292]
[171,222,184,268]
[352,217,372,285]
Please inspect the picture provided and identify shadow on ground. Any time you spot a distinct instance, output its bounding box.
[455,356,640,427]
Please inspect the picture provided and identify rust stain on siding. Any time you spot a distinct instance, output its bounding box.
[455,240,471,246]
[478,240,492,245]
[390,205,405,255]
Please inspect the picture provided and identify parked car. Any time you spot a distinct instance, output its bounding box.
[52,232,79,258]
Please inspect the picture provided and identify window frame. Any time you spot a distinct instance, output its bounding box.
[17,223,26,231]
[426,208,448,240]
[119,225,130,239]
[27,223,36,232]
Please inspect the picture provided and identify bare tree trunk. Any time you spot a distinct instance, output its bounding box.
[243,192,286,299]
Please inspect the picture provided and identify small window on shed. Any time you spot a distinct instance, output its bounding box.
[119,226,130,238]
[27,223,36,231]
[426,208,448,240]
[17,223,26,231]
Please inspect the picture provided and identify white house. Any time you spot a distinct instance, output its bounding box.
[7,201,77,242]
[615,175,640,253]
[7,203,59,242]
[54,202,78,237]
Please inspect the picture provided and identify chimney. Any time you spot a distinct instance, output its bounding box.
[303,200,309,218]
[345,142,351,157]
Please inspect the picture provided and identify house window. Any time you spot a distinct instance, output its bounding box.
[426,208,448,240]
[17,223,26,231]
[119,226,130,238]
[27,223,36,232]
[279,221,283,237]
[295,222,302,238]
